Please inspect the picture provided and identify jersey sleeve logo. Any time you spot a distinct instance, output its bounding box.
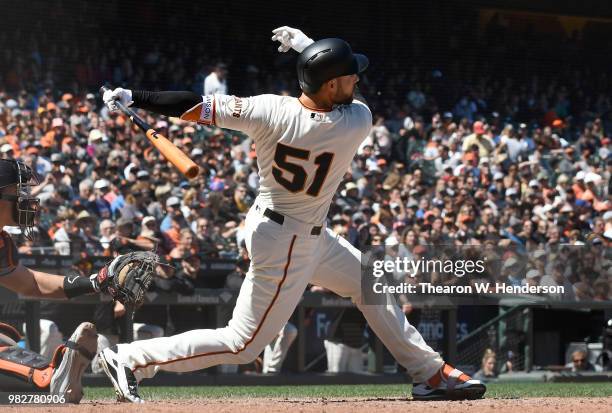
[231,97,243,118]
[198,95,215,125]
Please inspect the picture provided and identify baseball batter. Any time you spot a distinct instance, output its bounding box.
[100,26,485,402]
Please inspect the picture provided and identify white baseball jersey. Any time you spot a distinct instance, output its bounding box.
[183,94,372,225]
[119,93,445,387]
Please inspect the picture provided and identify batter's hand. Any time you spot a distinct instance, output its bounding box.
[102,87,133,112]
[271,26,314,53]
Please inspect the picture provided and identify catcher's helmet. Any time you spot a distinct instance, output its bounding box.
[296,38,369,94]
[0,159,40,239]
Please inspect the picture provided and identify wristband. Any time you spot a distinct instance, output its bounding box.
[63,275,98,299]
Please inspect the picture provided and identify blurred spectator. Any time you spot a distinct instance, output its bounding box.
[194,218,219,258]
[473,349,498,382]
[91,179,113,219]
[540,262,576,301]
[75,210,103,256]
[565,349,597,372]
[204,63,228,96]
[169,228,197,259]
[99,219,116,252]
[109,217,151,254]
[0,9,608,304]
[52,209,77,256]
[160,196,185,232]
[137,216,162,252]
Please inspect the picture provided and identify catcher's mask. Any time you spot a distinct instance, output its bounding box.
[0,159,40,240]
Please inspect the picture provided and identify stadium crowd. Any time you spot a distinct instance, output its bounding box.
[0,22,611,303]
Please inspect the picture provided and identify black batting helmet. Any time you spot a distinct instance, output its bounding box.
[296,38,369,94]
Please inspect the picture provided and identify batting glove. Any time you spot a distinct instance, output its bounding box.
[271,26,314,53]
[102,87,133,112]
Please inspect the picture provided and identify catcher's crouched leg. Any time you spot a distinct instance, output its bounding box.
[0,322,98,404]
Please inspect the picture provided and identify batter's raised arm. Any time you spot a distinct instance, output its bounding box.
[103,88,202,118]
[104,87,272,137]
[271,26,314,53]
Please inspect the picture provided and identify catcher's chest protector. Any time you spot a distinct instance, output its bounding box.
[0,344,59,391]
[0,230,19,277]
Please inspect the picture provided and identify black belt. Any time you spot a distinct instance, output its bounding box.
[257,205,322,236]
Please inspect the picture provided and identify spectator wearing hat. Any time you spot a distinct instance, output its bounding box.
[338,182,361,211]
[0,143,14,159]
[92,179,113,219]
[582,173,609,211]
[110,217,151,255]
[572,171,587,199]
[52,209,78,256]
[525,269,542,288]
[501,256,523,287]
[75,210,103,256]
[136,216,162,252]
[555,174,570,199]
[462,121,494,158]
[160,195,184,232]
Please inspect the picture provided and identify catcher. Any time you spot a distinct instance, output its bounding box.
[0,158,158,402]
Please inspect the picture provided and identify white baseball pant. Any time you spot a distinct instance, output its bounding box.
[262,322,297,373]
[324,340,365,373]
[116,200,444,382]
[22,319,63,359]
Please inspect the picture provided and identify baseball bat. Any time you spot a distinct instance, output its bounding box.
[100,86,199,179]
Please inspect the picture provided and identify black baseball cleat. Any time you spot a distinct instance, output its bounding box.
[412,363,486,401]
[98,345,144,403]
[50,322,98,404]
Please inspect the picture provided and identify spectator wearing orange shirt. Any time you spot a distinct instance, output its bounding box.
[169,228,198,259]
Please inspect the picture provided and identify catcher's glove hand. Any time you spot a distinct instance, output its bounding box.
[91,251,159,307]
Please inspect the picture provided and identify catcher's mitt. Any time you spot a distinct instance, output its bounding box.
[92,251,159,307]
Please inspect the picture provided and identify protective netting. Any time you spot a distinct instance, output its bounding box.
[456,306,530,375]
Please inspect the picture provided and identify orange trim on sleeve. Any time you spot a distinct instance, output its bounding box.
[180,102,203,123]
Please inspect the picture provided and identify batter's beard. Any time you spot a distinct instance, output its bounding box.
[334,92,354,105]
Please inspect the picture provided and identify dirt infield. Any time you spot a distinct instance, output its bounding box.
[7,397,612,412]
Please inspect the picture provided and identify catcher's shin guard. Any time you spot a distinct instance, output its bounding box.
[0,344,59,391]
